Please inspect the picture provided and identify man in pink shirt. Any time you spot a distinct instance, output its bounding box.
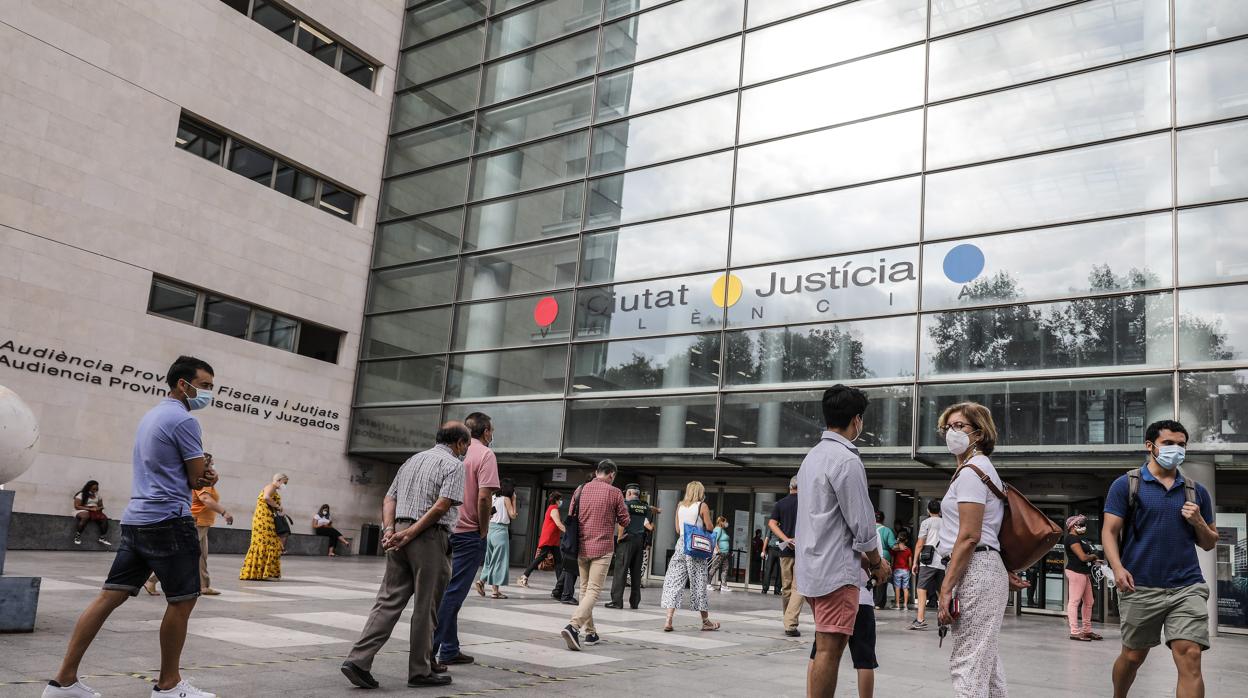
[433,412,499,668]
[560,460,629,651]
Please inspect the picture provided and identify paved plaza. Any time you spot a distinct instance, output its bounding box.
[1,551,1245,697]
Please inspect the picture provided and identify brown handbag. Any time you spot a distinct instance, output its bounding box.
[958,463,1062,572]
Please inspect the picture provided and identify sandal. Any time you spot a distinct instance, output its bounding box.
[474,579,486,597]
[1069,634,1092,642]
[1085,632,1103,641]
[663,620,673,632]
[701,620,720,632]
[490,592,508,599]
[143,579,159,596]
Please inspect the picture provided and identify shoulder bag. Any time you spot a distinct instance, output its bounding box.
[682,506,714,559]
[559,486,583,560]
[958,463,1062,572]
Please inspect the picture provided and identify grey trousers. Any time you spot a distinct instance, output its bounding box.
[347,524,450,679]
[949,550,1009,698]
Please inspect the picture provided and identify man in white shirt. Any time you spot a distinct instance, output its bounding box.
[909,499,944,630]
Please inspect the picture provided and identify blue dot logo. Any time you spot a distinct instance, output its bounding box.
[943,244,985,284]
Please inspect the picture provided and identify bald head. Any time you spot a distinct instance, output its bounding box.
[435,421,471,451]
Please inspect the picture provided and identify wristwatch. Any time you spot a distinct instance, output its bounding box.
[383,526,395,533]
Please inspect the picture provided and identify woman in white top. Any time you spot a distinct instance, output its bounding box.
[659,481,720,632]
[477,479,517,599]
[312,504,352,557]
[935,402,1015,698]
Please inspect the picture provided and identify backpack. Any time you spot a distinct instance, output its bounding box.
[958,463,1063,572]
[1119,468,1198,548]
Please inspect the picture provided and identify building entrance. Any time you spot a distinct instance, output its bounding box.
[1017,498,1115,625]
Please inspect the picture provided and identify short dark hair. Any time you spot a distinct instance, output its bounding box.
[498,478,515,498]
[1145,419,1188,444]
[927,499,941,515]
[822,384,869,430]
[875,510,884,523]
[435,423,471,446]
[547,491,563,506]
[167,355,214,390]
[596,459,618,476]
[464,412,492,439]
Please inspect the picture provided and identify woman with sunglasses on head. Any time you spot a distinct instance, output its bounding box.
[934,402,1013,698]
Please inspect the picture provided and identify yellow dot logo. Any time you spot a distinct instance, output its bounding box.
[711,274,743,308]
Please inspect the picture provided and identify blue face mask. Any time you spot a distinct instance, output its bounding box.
[183,380,213,411]
[1155,444,1185,470]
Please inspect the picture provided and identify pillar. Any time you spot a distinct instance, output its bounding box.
[1184,459,1219,638]
[879,488,897,529]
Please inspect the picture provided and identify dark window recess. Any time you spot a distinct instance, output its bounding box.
[220,0,250,14]
[297,323,341,363]
[275,162,318,203]
[229,143,276,186]
[296,21,338,66]
[222,0,375,89]
[175,116,224,164]
[148,280,199,323]
[318,181,356,220]
[339,48,375,88]
[203,295,252,338]
[251,0,297,41]
[251,310,298,351]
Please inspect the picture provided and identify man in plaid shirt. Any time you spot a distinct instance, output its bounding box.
[561,460,629,651]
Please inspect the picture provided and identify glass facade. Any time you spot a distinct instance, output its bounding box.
[356,0,1248,461]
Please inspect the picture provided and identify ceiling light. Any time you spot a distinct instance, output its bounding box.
[721,434,738,440]
[685,420,697,425]
[690,347,701,355]
[701,427,716,432]
[175,137,188,145]
[741,441,756,445]
[712,359,721,364]
[572,384,592,390]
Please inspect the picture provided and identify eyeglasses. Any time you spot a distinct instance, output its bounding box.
[936,421,976,436]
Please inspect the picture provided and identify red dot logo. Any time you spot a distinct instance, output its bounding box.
[533,296,559,328]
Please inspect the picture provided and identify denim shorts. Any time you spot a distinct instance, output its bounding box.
[103,516,201,602]
[892,568,911,589]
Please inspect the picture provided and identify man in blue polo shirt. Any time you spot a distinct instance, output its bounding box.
[45,356,219,698]
[1102,419,1217,698]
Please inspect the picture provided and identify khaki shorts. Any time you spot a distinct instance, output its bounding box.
[1119,583,1210,651]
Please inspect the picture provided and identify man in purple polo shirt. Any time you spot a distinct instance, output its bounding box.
[45,356,219,698]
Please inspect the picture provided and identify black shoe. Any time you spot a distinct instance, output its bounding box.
[561,624,582,651]
[604,602,623,609]
[551,591,562,599]
[442,652,474,665]
[407,674,452,687]
[561,598,578,605]
[773,591,781,596]
[430,657,448,674]
[341,661,379,689]
[785,629,801,637]
[630,605,639,610]
[584,632,600,646]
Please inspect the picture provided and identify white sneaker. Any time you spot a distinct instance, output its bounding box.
[42,679,101,697]
[150,679,215,697]
[97,538,112,547]
[721,586,733,593]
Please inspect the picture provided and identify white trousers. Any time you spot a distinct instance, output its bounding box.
[950,550,1009,698]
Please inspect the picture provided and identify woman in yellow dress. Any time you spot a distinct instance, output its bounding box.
[240,473,288,580]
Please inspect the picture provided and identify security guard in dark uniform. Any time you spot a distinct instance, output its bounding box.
[605,484,652,609]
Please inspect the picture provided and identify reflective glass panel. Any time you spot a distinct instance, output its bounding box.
[379,161,469,220]
[726,247,920,328]
[742,0,927,85]
[1179,285,1248,366]
[918,374,1174,449]
[397,24,486,90]
[440,400,563,451]
[252,0,297,41]
[739,45,925,144]
[1175,0,1248,48]
[930,0,1070,35]
[922,213,1174,310]
[724,316,917,387]
[574,271,725,340]
[924,133,1172,239]
[734,110,923,204]
[603,0,665,20]
[731,177,920,267]
[1177,202,1248,286]
[448,346,569,399]
[228,143,275,186]
[453,291,574,350]
[273,163,317,203]
[580,210,729,285]
[480,30,599,106]
[362,307,453,358]
[1177,119,1248,206]
[249,310,297,351]
[357,357,446,404]
[487,0,602,58]
[295,22,336,66]
[1176,38,1248,126]
[148,280,198,323]
[747,0,842,27]
[475,82,593,153]
[927,57,1171,170]
[202,296,251,338]
[719,386,913,449]
[586,150,734,228]
[571,333,721,394]
[386,118,474,176]
[921,292,1174,379]
[458,238,579,300]
[600,0,745,71]
[1178,370,1248,446]
[350,405,442,452]
[404,0,488,48]
[928,0,1170,101]
[595,37,741,121]
[340,49,375,88]
[374,210,463,267]
[367,259,458,312]
[590,94,737,175]
[175,117,223,163]
[565,394,718,451]
[392,71,480,133]
[470,130,589,201]
[464,182,584,251]
[318,182,357,222]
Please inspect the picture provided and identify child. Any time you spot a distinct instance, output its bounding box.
[809,562,878,697]
[891,530,913,610]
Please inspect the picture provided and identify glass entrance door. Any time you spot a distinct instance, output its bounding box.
[1019,499,1106,623]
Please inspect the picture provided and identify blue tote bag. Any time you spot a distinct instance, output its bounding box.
[683,522,714,559]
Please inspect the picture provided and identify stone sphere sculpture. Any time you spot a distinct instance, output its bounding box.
[0,385,40,485]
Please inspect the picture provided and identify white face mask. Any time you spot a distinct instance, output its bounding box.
[945,429,972,456]
[278,483,286,490]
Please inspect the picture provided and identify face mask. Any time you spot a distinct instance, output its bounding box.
[182,380,213,411]
[1155,444,1185,470]
[1075,526,1087,535]
[945,429,972,456]
[278,483,286,490]
[851,416,864,442]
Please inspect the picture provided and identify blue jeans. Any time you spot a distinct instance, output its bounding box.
[433,531,487,660]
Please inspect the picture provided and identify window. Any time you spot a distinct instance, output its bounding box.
[487,0,601,59]
[599,0,745,71]
[393,71,480,133]
[579,210,729,285]
[176,112,359,222]
[148,278,343,363]
[480,30,600,106]
[724,316,918,387]
[446,346,569,399]
[595,37,741,121]
[357,357,446,404]
[464,182,584,252]
[564,394,718,451]
[403,0,488,48]
[586,150,734,228]
[363,307,453,359]
[398,24,487,90]
[589,94,737,175]
[223,0,376,89]
[452,291,574,351]
[719,386,913,449]
[476,81,593,153]
[570,333,721,394]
